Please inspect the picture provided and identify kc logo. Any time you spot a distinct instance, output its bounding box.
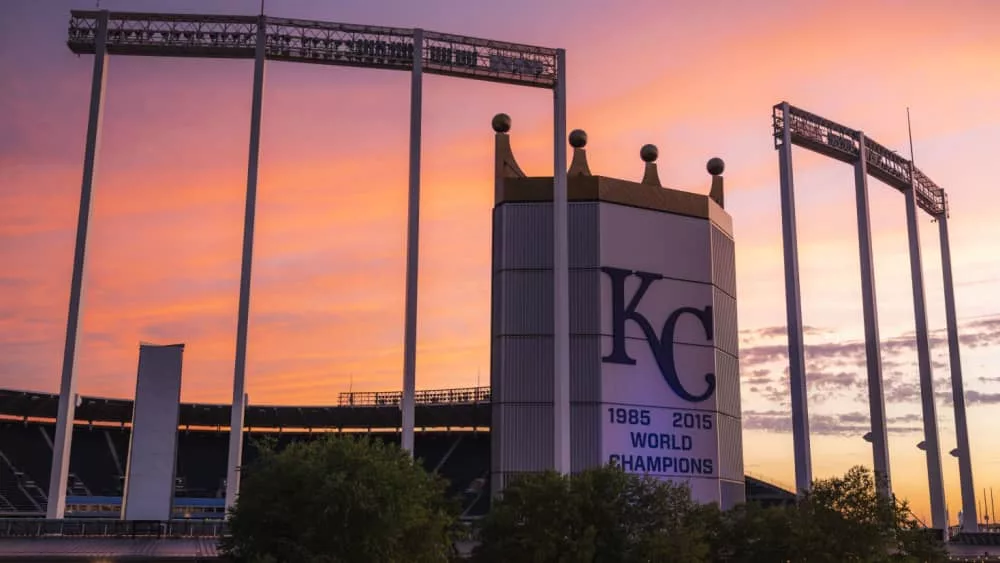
[601,267,716,403]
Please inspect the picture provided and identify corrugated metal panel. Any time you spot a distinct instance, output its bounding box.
[491,395,503,488]
[491,337,553,403]
[720,479,746,510]
[571,403,601,472]
[492,206,504,273]
[712,287,739,357]
[570,336,602,403]
[571,203,601,268]
[716,414,744,482]
[493,403,601,485]
[497,203,550,270]
[494,404,553,472]
[491,335,601,404]
[710,223,743,503]
[490,217,503,400]
[495,202,600,270]
[491,200,604,492]
[715,349,741,418]
[492,269,601,336]
[711,226,737,298]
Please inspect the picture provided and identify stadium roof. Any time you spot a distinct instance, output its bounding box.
[0,387,490,430]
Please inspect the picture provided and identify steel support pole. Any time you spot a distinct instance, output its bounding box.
[854,133,891,497]
[778,102,812,495]
[552,49,571,474]
[47,10,110,520]
[401,29,424,455]
[225,15,267,514]
[939,213,978,532]
[904,166,947,530]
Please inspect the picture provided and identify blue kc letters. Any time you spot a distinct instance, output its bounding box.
[602,267,716,403]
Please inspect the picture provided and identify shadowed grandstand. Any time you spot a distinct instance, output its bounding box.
[0,387,790,519]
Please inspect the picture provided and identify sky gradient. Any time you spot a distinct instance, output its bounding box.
[2,0,999,524]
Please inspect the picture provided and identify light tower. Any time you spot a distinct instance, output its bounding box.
[57,7,567,518]
[772,101,977,532]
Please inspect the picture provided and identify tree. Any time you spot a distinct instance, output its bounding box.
[805,466,947,562]
[711,466,947,563]
[473,465,713,563]
[220,435,458,563]
[709,502,798,563]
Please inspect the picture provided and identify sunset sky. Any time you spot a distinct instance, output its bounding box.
[2,0,999,523]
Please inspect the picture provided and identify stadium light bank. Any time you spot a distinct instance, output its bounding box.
[52,9,572,518]
[773,101,977,534]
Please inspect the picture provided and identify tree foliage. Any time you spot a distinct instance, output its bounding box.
[220,438,946,563]
[473,466,712,563]
[474,465,946,563]
[220,435,458,563]
[712,466,947,563]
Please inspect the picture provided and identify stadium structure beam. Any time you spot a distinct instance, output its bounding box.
[776,102,813,495]
[771,101,969,531]
[48,9,110,520]
[904,162,947,531]
[225,14,267,515]
[854,132,891,498]
[401,29,423,454]
[939,211,978,532]
[63,9,571,498]
[552,48,570,474]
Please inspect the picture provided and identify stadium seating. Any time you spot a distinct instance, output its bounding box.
[0,419,492,516]
[175,431,229,498]
[68,427,122,496]
[0,459,37,513]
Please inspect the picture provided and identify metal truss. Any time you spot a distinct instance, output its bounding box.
[772,103,947,217]
[67,10,558,89]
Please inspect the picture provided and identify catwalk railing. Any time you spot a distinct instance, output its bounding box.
[66,10,558,89]
[338,387,491,407]
[0,517,224,538]
[772,103,947,216]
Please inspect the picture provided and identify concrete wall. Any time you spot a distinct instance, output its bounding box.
[122,344,184,521]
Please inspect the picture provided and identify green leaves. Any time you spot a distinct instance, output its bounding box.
[474,465,946,563]
[222,443,945,563]
[473,466,711,563]
[220,435,458,563]
[711,466,947,563]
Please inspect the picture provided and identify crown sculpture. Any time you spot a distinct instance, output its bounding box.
[488,113,744,510]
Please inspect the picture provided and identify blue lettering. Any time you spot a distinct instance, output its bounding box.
[601,267,716,403]
[630,432,646,448]
[607,454,715,476]
[629,432,693,451]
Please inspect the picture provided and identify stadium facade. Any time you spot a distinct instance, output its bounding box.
[0,387,788,521]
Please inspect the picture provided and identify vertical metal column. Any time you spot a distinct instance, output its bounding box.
[552,49,571,474]
[47,9,110,520]
[904,165,947,530]
[778,102,812,494]
[854,133,891,497]
[939,212,978,532]
[401,29,424,455]
[225,15,267,514]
